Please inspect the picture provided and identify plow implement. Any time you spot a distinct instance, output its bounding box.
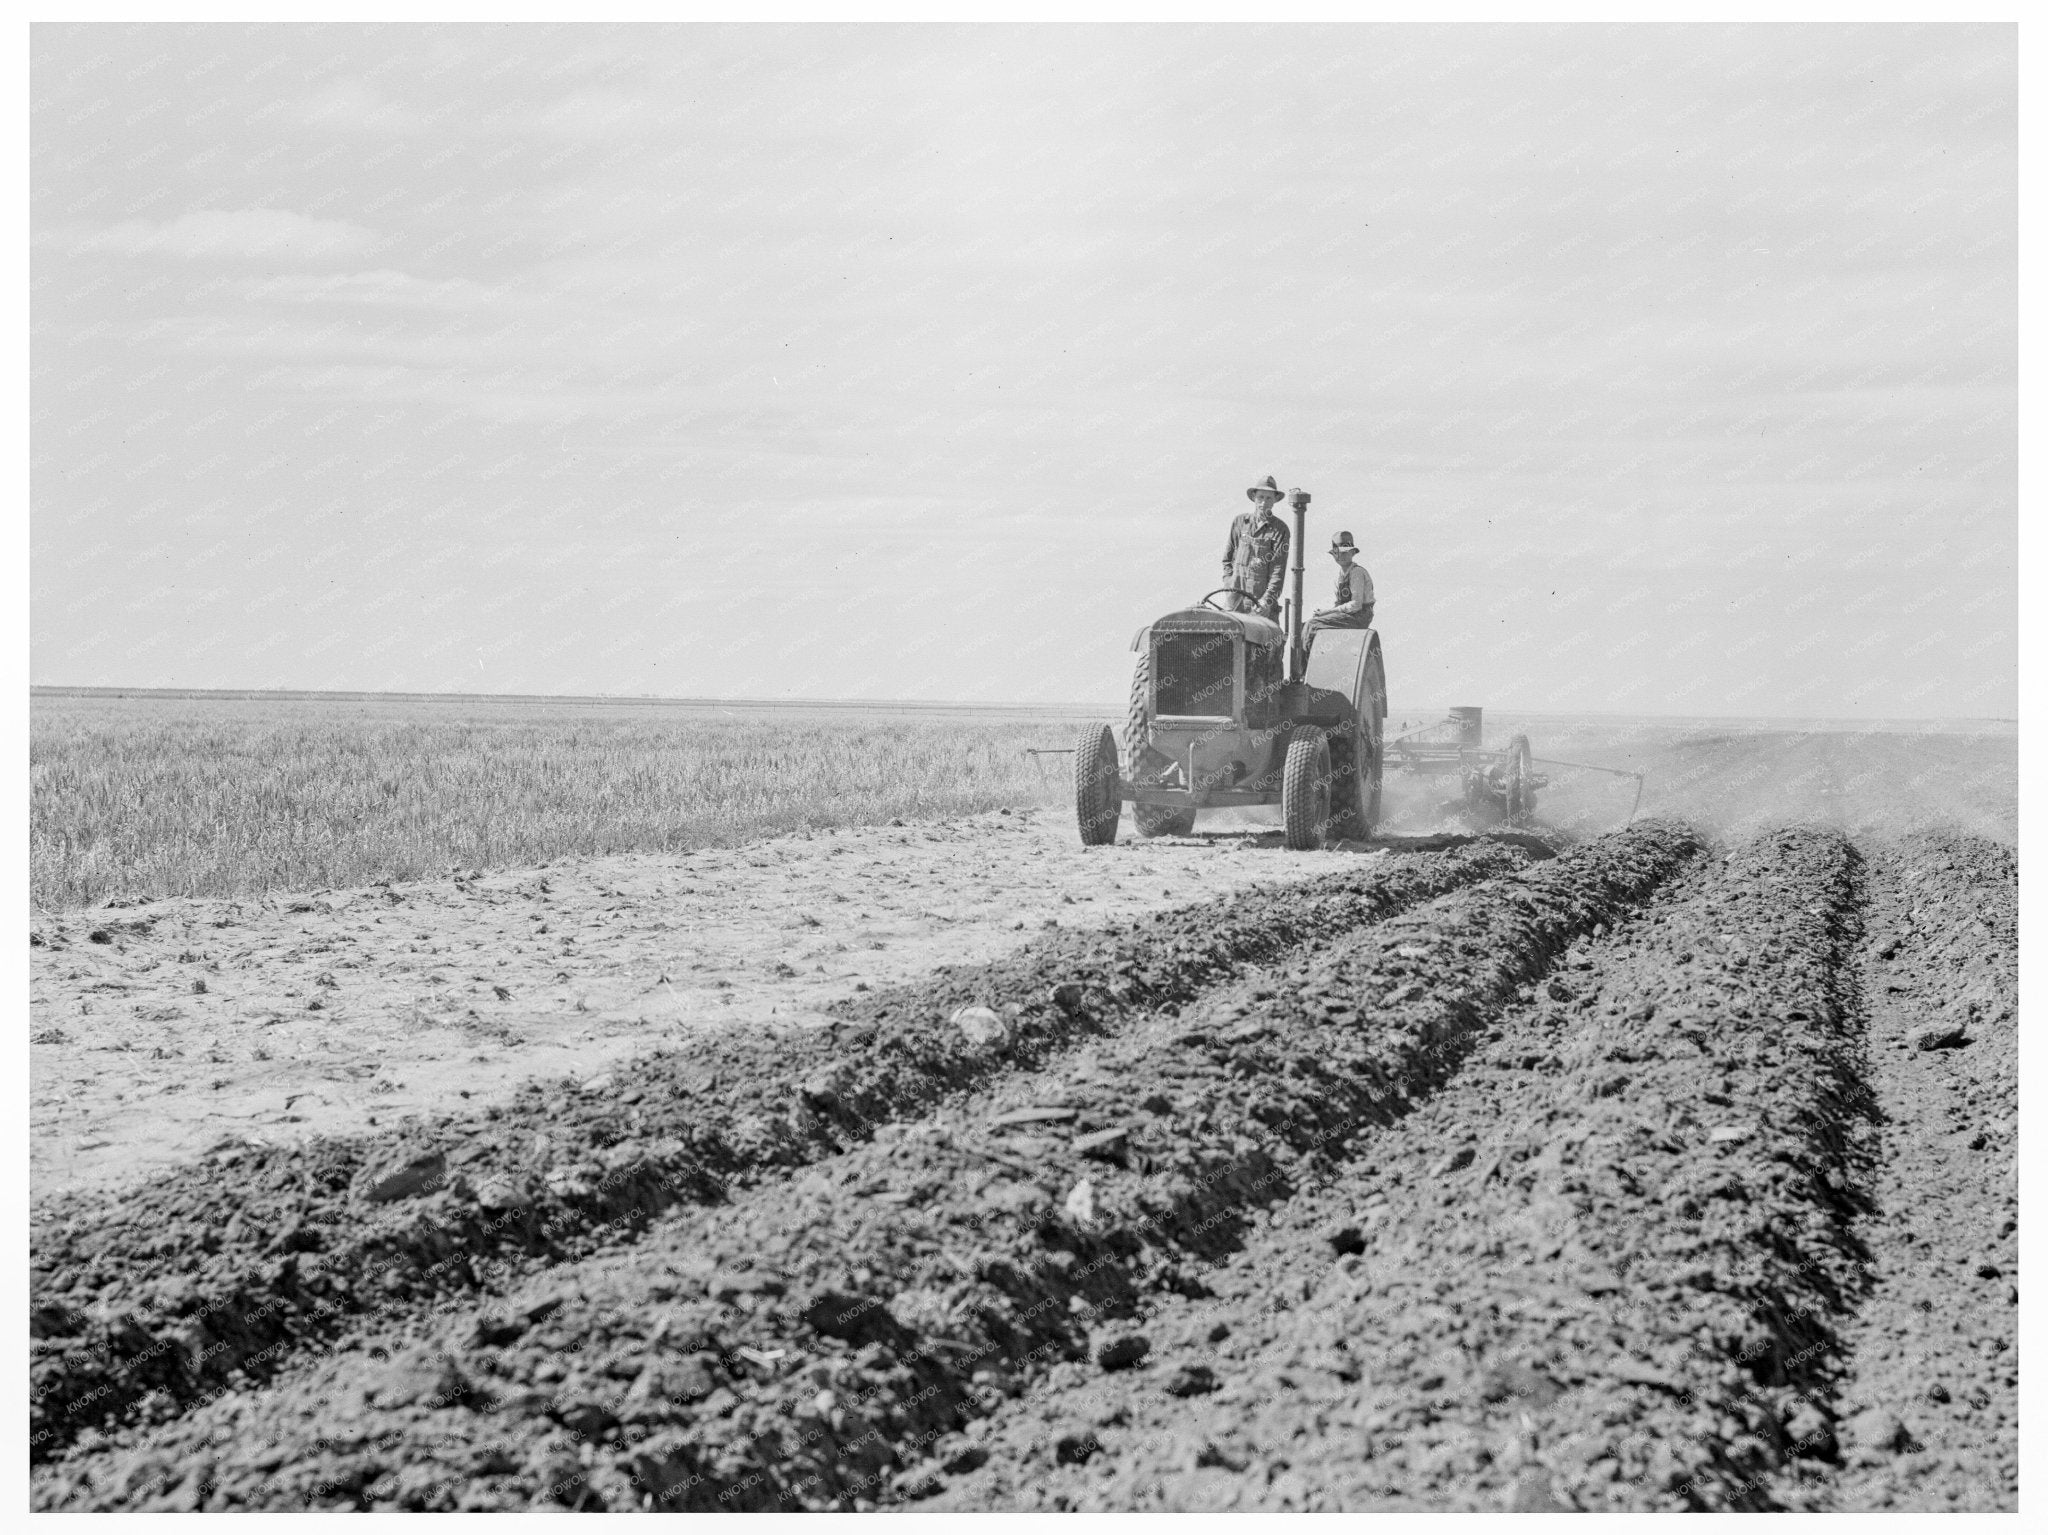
[1389,705,1645,828]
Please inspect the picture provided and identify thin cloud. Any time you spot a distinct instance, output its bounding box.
[531,89,663,142]
[139,314,472,369]
[243,270,506,311]
[48,210,381,262]
[293,78,424,135]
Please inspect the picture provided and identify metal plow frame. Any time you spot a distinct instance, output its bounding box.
[1388,707,1646,826]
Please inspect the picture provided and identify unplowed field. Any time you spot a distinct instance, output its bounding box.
[29,736,2017,1511]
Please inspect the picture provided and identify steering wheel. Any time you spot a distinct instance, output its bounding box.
[1197,588,1245,612]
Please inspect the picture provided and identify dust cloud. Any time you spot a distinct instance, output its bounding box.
[1220,717,2015,848]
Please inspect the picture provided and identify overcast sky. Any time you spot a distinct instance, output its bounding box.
[32,24,2014,716]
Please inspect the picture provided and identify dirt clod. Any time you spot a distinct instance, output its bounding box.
[1841,1408,1915,1459]
[953,1006,1009,1051]
[1074,1127,1127,1161]
[1096,1334,1150,1371]
[1909,1020,1967,1051]
[1063,1178,1098,1224]
[1055,1432,1102,1466]
[352,1146,446,1204]
[1163,1364,1218,1397]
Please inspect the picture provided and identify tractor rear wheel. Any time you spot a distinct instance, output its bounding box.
[1074,724,1121,846]
[1282,727,1332,851]
[1329,720,1383,841]
[1134,804,1197,838]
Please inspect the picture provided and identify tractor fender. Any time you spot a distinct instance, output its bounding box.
[1302,628,1387,722]
[1278,683,1356,728]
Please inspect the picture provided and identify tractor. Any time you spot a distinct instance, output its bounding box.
[1074,487,1386,851]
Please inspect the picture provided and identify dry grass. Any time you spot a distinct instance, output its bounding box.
[31,694,1087,911]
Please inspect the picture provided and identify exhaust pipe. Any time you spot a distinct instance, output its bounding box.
[1287,487,1310,681]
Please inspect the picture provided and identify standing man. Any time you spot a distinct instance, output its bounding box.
[1304,530,1375,642]
[1221,475,1291,621]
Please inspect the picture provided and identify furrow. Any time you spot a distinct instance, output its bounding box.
[940,826,1869,1511]
[1771,832,2016,1510]
[31,838,1527,1462]
[36,822,1695,1510]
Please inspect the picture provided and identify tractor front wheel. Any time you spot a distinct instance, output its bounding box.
[1282,727,1333,851]
[1074,724,1122,846]
[1124,641,1192,836]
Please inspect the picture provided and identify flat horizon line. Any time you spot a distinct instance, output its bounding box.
[26,683,2017,730]
[30,684,1101,715]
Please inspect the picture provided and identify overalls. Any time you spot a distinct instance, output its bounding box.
[1223,511,1290,616]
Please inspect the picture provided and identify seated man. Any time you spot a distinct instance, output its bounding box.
[1303,530,1374,640]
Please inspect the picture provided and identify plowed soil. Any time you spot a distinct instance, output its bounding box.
[30,808,1377,1199]
[28,728,2018,1512]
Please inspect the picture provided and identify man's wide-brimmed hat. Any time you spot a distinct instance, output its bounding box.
[1246,475,1284,503]
[1330,531,1359,554]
